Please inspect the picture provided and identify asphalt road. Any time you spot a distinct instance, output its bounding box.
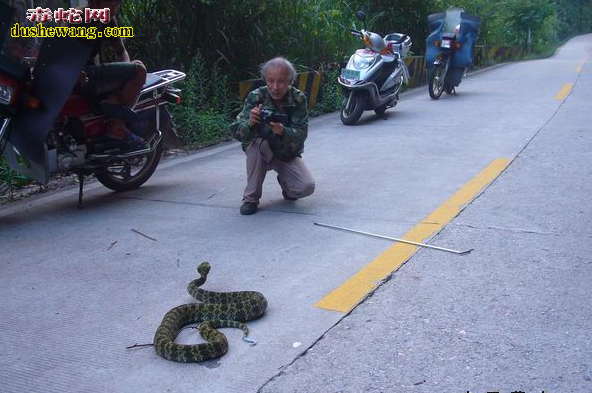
[1,35,591,393]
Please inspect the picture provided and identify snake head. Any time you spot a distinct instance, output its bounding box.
[197,261,211,277]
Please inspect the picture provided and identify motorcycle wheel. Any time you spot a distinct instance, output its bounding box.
[94,141,163,192]
[340,91,366,125]
[428,65,445,100]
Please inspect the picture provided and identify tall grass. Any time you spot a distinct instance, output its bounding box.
[172,51,237,148]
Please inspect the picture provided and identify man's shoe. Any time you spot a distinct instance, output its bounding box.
[240,202,258,215]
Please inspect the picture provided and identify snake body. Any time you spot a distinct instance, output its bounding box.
[153,262,268,363]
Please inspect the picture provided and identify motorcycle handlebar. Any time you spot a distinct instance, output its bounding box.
[350,29,363,37]
[395,34,409,44]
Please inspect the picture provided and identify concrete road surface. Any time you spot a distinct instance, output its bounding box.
[1,35,591,393]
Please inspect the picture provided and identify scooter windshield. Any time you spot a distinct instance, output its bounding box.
[1,4,91,183]
[443,8,462,34]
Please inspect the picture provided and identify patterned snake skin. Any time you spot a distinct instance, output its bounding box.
[153,262,268,362]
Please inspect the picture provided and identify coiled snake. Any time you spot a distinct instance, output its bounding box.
[153,262,268,362]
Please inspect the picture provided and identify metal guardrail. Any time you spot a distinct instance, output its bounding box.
[403,45,525,89]
[235,71,322,109]
[234,45,525,110]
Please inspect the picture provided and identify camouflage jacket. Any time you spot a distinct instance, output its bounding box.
[229,86,309,161]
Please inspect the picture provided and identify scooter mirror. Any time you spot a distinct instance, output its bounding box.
[356,11,366,21]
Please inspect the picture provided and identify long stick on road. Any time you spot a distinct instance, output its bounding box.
[313,222,473,255]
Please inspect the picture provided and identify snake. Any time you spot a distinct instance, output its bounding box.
[153,262,268,363]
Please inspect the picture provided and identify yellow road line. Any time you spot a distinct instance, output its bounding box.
[555,83,573,100]
[315,158,512,313]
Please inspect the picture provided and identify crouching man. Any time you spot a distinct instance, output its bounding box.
[230,57,315,215]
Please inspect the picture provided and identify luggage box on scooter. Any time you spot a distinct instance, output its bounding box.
[384,33,412,57]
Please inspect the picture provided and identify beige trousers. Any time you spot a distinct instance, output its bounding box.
[243,138,315,204]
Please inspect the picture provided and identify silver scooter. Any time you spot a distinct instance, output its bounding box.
[338,11,412,125]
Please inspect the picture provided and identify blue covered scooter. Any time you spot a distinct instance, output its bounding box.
[425,7,480,99]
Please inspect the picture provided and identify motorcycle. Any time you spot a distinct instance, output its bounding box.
[426,7,480,99]
[338,10,412,125]
[0,4,185,206]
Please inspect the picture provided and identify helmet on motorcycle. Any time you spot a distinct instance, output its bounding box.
[367,32,386,52]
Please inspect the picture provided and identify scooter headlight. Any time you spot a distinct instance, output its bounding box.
[352,54,375,70]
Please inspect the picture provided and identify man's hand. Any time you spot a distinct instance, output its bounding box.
[269,122,285,136]
[249,104,263,127]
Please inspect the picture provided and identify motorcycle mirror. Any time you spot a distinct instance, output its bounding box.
[356,10,366,22]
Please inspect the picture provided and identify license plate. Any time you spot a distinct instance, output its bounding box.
[341,69,361,81]
[441,40,451,48]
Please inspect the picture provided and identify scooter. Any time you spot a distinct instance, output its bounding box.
[337,10,412,125]
[0,5,185,206]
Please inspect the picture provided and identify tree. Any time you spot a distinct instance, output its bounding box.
[503,0,556,51]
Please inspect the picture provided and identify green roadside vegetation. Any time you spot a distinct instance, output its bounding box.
[1,0,591,197]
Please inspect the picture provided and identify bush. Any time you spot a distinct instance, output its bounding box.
[172,51,237,149]
[178,110,232,149]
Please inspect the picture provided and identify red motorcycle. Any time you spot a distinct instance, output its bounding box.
[0,5,186,205]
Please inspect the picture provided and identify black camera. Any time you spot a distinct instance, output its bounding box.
[261,109,289,125]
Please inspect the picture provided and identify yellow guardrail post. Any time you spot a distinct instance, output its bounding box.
[238,81,254,102]
[406,56,427,88]
[405,57,414,87]
[308,72,322,108]
[234,44,523,108]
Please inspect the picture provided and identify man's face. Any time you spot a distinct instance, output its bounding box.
[265,66,291,101]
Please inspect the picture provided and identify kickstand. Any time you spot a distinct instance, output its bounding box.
[77,171,85,209]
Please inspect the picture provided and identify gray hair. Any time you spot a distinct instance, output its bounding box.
[260,57,297,84]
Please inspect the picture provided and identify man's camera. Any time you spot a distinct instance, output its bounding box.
[261,109,288,125]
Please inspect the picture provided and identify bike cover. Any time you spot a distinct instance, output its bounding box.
[426,8,480,68]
